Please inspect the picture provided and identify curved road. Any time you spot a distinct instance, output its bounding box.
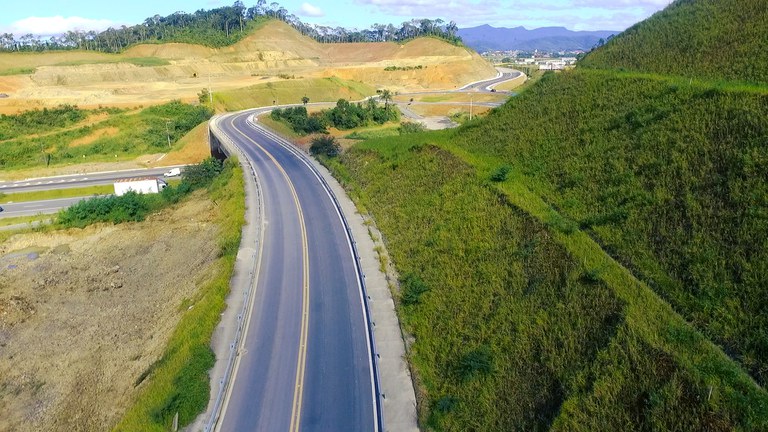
[459,67,523,91]
[207,67,522,431]
[214,111,376,431]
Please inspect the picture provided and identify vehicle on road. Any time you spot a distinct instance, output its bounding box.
[164,167,181,177]
[0,206,3,212]
[114,178,167,196]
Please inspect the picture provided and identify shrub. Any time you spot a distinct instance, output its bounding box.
[398,121,427,135]
[399,272,429,305]
[309,135,341,158]
[457,346,493,380]
[181,157,223,189]
[489,165,511,182]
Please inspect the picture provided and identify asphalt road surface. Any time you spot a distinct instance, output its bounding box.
[0,196,91,218]
[0,166,183,194]
[459,67,523,91]
[215,111,375,431]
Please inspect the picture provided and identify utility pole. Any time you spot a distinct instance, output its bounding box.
[469,94,473,121]
[208,71,213,105]
[165,120,172,148]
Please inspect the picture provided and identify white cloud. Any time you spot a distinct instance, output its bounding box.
[4,16,116,36]
[354,0,674,30]
[299,3,326,17]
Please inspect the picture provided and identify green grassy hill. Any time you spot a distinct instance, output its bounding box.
[0,102,211,171]
[580,0,768,85]
[323,0,768,430]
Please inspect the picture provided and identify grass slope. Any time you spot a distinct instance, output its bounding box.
[0,102,211,171]
[319,1,768,429]
[580,0,768,85]
[454,68,768,387]
[326,137,768,430]
[114,159,244,430]
[214,77,374,111]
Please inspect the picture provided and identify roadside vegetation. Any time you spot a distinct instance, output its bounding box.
[327,137,768,430]
[0,104,88,140]
[105,157,244,431]
[57,158,222,228]
[270,97,399,134]
[0,101,212,171]
[456,68,768,387]
[318,0,768,429]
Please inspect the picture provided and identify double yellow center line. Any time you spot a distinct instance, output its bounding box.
[231,117,310,432]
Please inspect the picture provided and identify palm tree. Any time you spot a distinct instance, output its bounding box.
[380,89,393,110]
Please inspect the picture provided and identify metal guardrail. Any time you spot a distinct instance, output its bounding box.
[245,115,385,432]
[204,116,264,432]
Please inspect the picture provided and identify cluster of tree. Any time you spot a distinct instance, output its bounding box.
[0,1,461,53]
[325,98,400,129]
[271,96,400,134]
[270,106,326,134]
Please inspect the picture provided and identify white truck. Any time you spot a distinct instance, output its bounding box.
[114,177,167,197]
[164,167,181,177]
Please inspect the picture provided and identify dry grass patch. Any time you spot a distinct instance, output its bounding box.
[409,104,493,117]
[69,126,120,147]
[153,122,211,166]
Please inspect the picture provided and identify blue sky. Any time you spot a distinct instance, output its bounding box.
[1,0,673,36]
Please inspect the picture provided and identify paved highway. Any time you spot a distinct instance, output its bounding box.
[0,196,91,218]
[0,166,183,194]
[214,111,375,431]
[459,67,523,91]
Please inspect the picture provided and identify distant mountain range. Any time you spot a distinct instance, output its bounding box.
[458,24,618,52]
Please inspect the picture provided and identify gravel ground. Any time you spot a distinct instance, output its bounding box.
[0,195,220,432]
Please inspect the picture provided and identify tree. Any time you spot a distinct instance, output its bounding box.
[379,89,393,110]
[302,96,309,105]
[198,88,211,105]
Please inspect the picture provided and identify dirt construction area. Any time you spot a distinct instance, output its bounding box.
[0,195,220,431]
[0,20,494,114]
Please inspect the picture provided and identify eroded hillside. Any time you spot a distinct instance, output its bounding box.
[0,20,494,113]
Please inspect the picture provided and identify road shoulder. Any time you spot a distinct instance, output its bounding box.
[305,155,420,432]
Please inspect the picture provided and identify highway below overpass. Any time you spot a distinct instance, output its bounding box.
[211,111,377,431]
[0,196,91,218]
[0,166,183,194]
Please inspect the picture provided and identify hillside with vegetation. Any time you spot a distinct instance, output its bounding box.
[0,101,211,171]
[580,0,768,85]
[321,0,768,430]
[0,18,493,113]
[0,1,460,53]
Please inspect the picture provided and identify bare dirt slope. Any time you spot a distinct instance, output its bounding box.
[0,20,495,112]
[0,195,220,431]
